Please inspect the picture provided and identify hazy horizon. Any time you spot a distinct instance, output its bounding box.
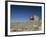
[10,5,41,23]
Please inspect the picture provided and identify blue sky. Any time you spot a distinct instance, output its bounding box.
[10,5,41,22]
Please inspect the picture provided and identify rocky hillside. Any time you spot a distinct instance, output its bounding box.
[10,16,42,32]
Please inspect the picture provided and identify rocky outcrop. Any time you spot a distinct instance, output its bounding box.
[10,16,41,32]
[29,15,40,21]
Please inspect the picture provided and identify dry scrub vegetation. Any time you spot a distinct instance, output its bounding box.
[10,16,42,32]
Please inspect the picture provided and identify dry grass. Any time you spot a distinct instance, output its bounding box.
[10,20,42,32]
